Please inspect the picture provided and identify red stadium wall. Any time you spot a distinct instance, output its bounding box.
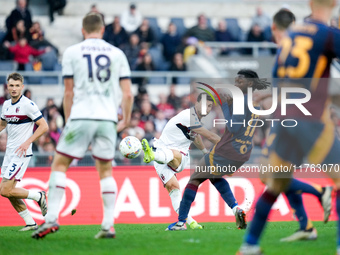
[0,166,335,226]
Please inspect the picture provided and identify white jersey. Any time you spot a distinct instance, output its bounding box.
[1,96,43,155]
[62,38,131,122]
[158,108,202,154]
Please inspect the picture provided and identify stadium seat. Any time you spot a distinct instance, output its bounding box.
[175,77,191,85]
[41,49,58,71]
[170,18,187,37]
[54,62,62,71]
[148,46,168,71]
[0,61,14,84]
[24,63,42,84]
[0,30,6,43]
[225,18,242,41]
[264,26,273,42]
[148,77,166,85]
[40,77,59,85]
[146,17,163,42]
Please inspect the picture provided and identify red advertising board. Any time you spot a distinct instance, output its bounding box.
[0,166,335,226]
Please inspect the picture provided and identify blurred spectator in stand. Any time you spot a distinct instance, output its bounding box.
[122,33,141,70]
[135,53,155,87]
[125,111,145,140]
[6,0,32,39]
[23,89,31,99]
[121,3,143,34]
[34,133,51,152]
[134,19,156,46]
[167,85,181,110]
[154,110,168,133]
[3,38,50,70]
[0,133,7,152]
[157,93,175,119]
[251,6,271,31]
[41,98,55,120]
[185,14,215,42]
[42,141,56,165]
[139,99,157,128]
[144,120,155,141]
[47,105,64,128]
[29,21,59,55]
[169,53,186,84]
[90,4,105,24]
[244,24,265,55]
[5,19,31,43]
[215,20,237,55]
[48,119,61,145]
[161,22,181,62]
[0,84,10,105]
[47,0,67,23]
[133,86,148,110]
[103,16,128,48]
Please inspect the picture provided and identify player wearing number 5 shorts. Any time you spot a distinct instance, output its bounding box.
[32,13,133,239]
[0,73,49,231]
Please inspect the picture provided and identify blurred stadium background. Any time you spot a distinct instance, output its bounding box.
[0,0,339,227]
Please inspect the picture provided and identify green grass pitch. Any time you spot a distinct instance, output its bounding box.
[0,221,336,255]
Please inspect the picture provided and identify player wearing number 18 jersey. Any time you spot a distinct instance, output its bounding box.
[32,13,133,239]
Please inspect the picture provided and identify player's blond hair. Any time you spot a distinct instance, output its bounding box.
[7,72,24,83]
[311,0,334,7]
[82,12,104,33]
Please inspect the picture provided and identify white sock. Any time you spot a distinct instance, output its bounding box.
[232,205,239,215]
[27,190,41,202]
[154,148,174,164]
[18,209,36,225]
[100,176,117,230]
[45,171,66,223]
[169,189,194,224]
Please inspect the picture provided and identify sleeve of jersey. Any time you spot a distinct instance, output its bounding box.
[119,52,131,80]
[26,101,43,122]
[62,48,74,79]
[222,102,244,134]
[1,103,5,121]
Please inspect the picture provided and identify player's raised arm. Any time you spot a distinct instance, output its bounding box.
[16,117,48,157]
[63,77,74,123]
[117,78,133,132]
[193,126,220,145]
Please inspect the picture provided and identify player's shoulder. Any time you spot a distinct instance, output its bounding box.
[20,95,38,107]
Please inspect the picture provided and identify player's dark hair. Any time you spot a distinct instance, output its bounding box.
[273,9,296,30]
[237,69,270,91]
[7,72,24,83]
[197,92,214,103]
[83,12,104,33]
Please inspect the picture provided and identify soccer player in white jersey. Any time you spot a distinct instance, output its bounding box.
[142,93,220,230]
[0,72,49,231]
[32,13,133,239]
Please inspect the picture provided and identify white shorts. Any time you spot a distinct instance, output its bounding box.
[1,152,31,181]
[56,120,117,161]
[154,153,189,185]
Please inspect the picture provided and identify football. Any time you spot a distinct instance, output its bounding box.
[119,136,142,159]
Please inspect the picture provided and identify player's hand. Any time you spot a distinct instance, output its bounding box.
[15,141,30,158]
[117,120,129,133]
[3,41,10,48]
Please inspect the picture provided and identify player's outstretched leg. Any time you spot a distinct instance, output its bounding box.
[210,178,247,229]
[280,192,317,242]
